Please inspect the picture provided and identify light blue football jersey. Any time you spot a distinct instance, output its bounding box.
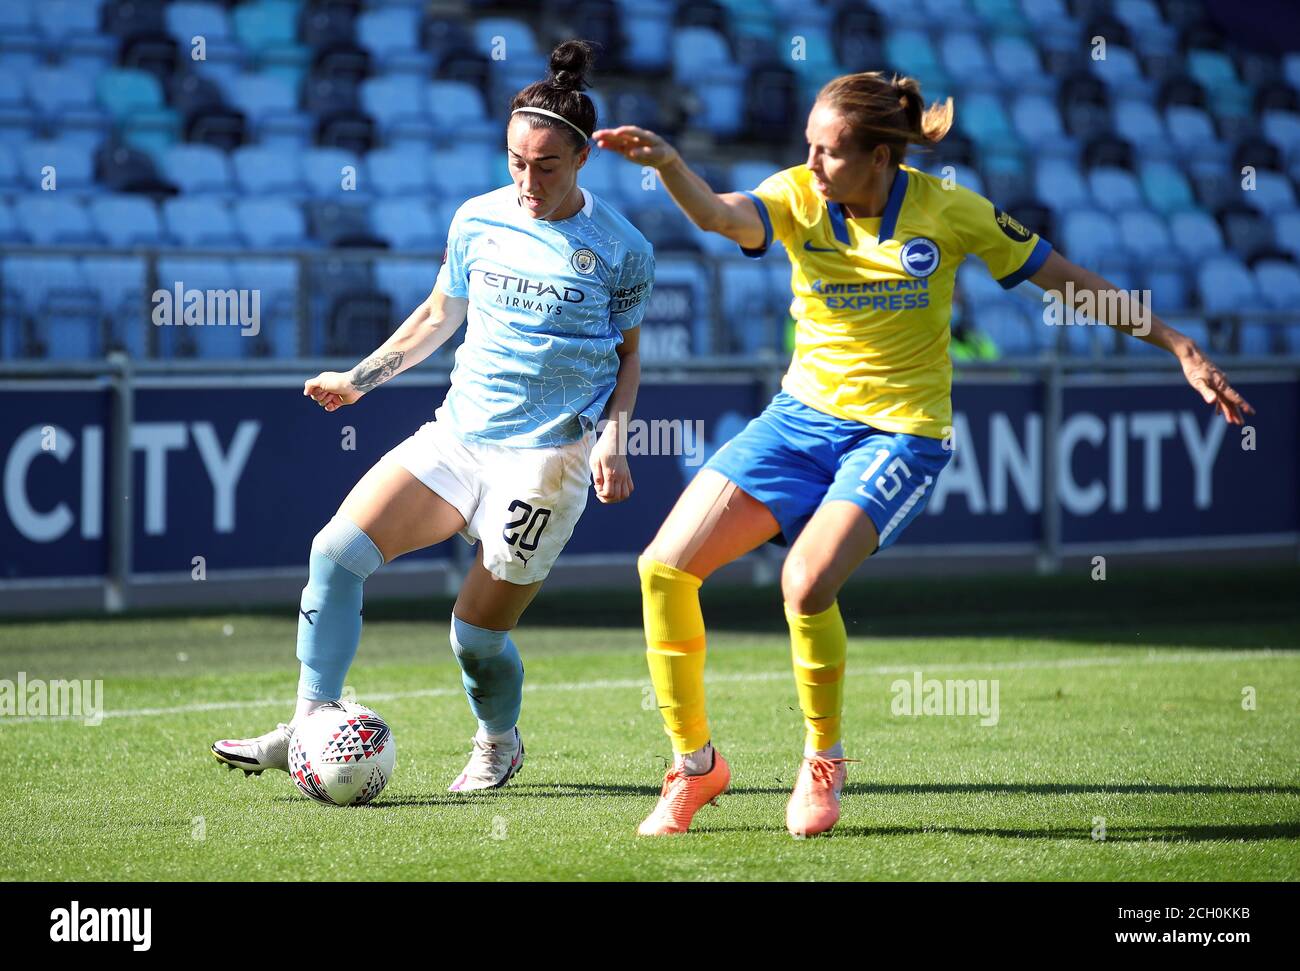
[435,185,654,447]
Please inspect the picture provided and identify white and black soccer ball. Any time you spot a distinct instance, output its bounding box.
[287,701,396,807]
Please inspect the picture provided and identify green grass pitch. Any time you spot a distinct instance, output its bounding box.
[2,564,1297,881]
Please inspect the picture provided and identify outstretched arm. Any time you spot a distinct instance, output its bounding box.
[593,125,766,248]
[1029,250,1255,425]
[305,288,469,412]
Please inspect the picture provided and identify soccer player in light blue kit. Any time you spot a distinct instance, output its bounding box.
[212,41,654,790]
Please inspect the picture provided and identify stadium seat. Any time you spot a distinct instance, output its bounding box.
[1117,209,1172,254]
[1138,161,1196,215]
[366,146,434,198]
[161,143,234,196]
[1165,105,1229,173]
[90,195,170,248]
[990,35,1050,93]
[225,72,313,143]
[302,148,368,198]
[425,81,496,144]
[427,145,498,198]
[361,75,437,144]
[165,2,245,70]
[1253,259,1300,313]
[614,0,671,72]
[1087,168,1143,215]
[1011,95,1072,155]
[1242,171,1297,213]
[1274,210,1300,262]
[375,259,441,321]
[235,199,310,250]
[82,255,149,356]
[1061,209,1120,264]
[13,195,101,245]
[646,258,712,354]
[1169,209,1226,260]
[162,197,244,248]
[234,257,301,357]
[372,199,444,250]
[1261,111,1300,158]
[1144,263,1192,312]
[960,93,1018,151]
[24,65,109,134]
[1113,100,1172,160]
[154,256,246,358]
[356,6,431,74]
[1035,158,1090,213]
[940,33,999,93]
[885,29,949,96]
[3,255,101,359]
[1196,255,1259,314]
[18,140,96,192]
[232,144,306,197]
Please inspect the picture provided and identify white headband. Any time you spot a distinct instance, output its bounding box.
[511,106,590,142]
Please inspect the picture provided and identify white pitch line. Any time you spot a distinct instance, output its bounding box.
[0,648,1290,726]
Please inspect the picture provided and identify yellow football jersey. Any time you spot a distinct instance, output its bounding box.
[741,164,1051,438]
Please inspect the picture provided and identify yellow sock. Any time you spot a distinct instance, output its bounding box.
[639,556,709,754]
[785,601,847,752]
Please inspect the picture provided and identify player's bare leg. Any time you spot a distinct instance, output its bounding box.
[212,460,466,775]
[637,470,780,834]
[780,501,878,836]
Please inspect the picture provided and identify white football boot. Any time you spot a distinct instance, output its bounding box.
[211,723,293,775]
[448,728,525,792]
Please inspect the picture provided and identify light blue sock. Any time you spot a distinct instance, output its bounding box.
[295,517,384,701]
[450,615,524,737]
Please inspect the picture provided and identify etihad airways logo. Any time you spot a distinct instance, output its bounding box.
[470,269,586,316]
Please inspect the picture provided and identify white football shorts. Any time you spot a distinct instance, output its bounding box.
[383,408,594,584]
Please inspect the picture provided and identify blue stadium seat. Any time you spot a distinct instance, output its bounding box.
[1011,95,1071,155]
[1196,255,1259,314]
[959,93,1017,150]
[1242,171,1297,213]
[940,32,998,93]
[730,160,783,193]
[922,0,981,30]
[366,146,434,198]
[355,6,430,74]
[1061,209,1120,264]
[1088,46,1150,99]
[0,198,25,244]
[1274,210,1300,262]
[1144,263,1192,312]
[1087,167,1143,214]
[165,2,245,69]
[1187,49,1252,118]
[24,65,108,134]
[613,0,671,72]
[163,197,243,248]
[989,35,1050,93]
[360,75,435,144]
[1117,209,1171,253]
[672,28,747,138]
[579,150,625,206]
[97,69,180,156]
[372,199,444,250]
[1034,158,1090,212]
[617,162,677,212]
[302,148,368,198]
[1165,106,1228,173]
[14,195,101,245]
[154,256,246,358]
[232,144,306,197]
[234,258,300,357]
[235,199,309,249]
[957,261,1006,305]
[33,0,114,58]
[972,299,1044,356]
[3,255,101,359]
[18,140,95,192]
[225,72,312,143]
[82,255,149,356]
[885,29,949,95]
[374,260,439,319]
[1261,111,1300,158]
[232,0,309,83]
[90,195,170,247]
[720,258,778,354]
[1113,100,1172,160]
[1138,161,1195,215]
[1253,260,1300,313]
[0,5,44,62]
[473,17,539,59]
[161,143,234,196]
[1169,210,1226,260]
[427,145,497,198]
[426,81,496,144]
[646,258,712,354]
[0,65,37,143]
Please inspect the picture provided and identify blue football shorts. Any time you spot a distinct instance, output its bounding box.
[703,390,953,552]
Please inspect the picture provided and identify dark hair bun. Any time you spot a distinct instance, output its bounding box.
[548,39,596,92]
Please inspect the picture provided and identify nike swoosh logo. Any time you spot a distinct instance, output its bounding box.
[803,241,837,252]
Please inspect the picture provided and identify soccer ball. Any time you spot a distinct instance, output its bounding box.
[287,701,396,806]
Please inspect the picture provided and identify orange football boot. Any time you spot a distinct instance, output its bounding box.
[637,749,731,836]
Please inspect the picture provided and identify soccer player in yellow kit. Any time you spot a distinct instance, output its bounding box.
[595,72,1254,837]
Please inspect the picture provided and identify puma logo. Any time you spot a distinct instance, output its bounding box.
[300,608,318,625]
[514,551,532,565]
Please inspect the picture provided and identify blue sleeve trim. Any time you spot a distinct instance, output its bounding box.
[738,190,773,258]
[998,237,1052,289]
[877,168,909,242]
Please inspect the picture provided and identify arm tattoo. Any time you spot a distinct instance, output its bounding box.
[350,351,404,393]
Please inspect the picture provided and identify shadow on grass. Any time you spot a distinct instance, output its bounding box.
[701,821,1300,842]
